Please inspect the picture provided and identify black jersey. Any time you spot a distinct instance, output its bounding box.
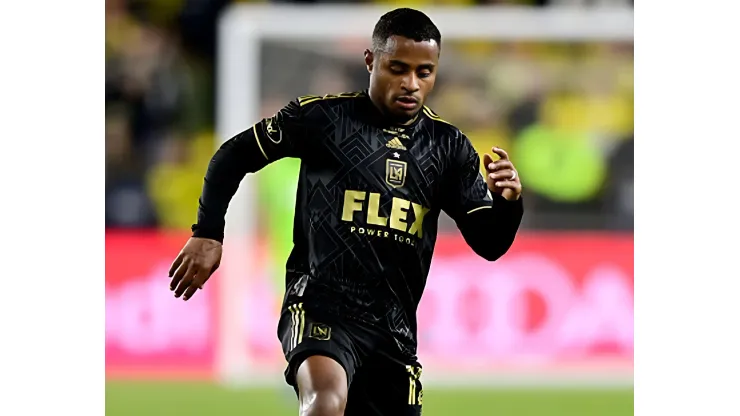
[192,91,523,358]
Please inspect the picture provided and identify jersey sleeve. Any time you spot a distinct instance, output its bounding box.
[251,98,310,161]
[190,98,311,243]
[442,134,495,219]
[442,132,523,261]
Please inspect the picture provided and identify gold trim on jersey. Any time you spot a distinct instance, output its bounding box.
[252,123,269,160]
[383,129,411,139]
[406,365,423,405]
[288,303,305,351]
[422,106,452,126]
[467,205,492,214]
[403,112,420,126]
[466,175,494,214]
[298,91,365,107]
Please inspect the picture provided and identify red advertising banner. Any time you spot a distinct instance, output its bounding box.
[417,233,633,374]
[105,230,218,378]
[106,230,633,380]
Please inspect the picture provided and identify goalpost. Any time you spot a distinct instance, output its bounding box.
[215,4,633,387]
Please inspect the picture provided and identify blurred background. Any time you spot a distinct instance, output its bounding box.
[105,1,633,415]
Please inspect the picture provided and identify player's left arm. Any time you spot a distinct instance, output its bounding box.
[441,134,523,262]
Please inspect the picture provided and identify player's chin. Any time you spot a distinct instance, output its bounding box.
[389,103,421,121]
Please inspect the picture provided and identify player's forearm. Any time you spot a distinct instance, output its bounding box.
[191,128,269,243]
[458,195,523,261]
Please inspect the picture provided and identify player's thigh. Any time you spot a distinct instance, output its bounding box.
[295,355,349,414]
[277,302,359,391]
[345,357,423,416]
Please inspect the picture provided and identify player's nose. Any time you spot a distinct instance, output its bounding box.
[401,73,420,93]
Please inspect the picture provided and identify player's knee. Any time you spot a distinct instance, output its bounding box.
[299,389,346,416]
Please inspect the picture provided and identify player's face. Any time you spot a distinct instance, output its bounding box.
[366,36,439,123]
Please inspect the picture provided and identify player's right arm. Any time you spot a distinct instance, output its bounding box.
[169,99,309,301]
[192,99,308,242]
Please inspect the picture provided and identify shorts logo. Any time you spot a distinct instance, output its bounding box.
[386,159,407,188]
[309,323,331,341]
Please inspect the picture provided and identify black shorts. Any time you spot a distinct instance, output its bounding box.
[277,301,423,416]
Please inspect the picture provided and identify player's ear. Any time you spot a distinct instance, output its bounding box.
[364,49,373,72]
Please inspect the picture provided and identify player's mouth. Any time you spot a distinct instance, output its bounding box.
[395,96,419,110]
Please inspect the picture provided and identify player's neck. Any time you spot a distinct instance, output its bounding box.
[366,89,419,127]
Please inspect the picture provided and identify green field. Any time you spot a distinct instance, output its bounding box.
[106,381,633,416]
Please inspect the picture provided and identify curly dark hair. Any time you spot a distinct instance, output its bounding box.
[371,8,441,53]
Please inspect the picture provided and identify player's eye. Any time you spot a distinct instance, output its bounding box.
[418,71,432,79]
[390,66,405,74]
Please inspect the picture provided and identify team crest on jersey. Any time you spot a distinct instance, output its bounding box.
[386,159,407,188]
[309,323,331,341]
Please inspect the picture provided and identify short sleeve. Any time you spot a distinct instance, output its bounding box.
[252,99,309,161]
[442,134,494,221]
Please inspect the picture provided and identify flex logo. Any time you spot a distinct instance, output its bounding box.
[341,190,430,240]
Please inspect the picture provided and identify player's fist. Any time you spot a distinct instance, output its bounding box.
[483,147,522,201]
[168,237,223,301]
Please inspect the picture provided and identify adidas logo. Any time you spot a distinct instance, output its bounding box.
[386,137,407,151]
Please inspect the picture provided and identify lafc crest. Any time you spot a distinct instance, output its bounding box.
[309,323,331,340]
[386,159,407,188]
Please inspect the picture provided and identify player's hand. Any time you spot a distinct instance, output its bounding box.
[483,147,522,201]
[168,237,223,301]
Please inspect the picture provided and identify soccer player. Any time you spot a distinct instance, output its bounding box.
[168,8,523,416]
